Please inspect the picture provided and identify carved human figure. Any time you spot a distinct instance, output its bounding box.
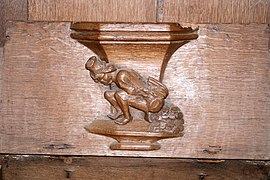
[85,56,168,125]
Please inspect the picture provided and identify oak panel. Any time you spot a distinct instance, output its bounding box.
[0,1,5,47]
[0,22,269,159]
[0,0,28,46]
[161,0,270,23]
[28,0,157,22]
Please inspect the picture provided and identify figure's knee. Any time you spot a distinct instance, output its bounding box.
[104,91,115,100]
[114,91,127,101]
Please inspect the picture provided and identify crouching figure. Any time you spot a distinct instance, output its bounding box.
[85,56,168,125]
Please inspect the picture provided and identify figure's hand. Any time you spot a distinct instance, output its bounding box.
[133,87,149,97]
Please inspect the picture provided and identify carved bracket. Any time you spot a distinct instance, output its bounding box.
[70,23,198,151]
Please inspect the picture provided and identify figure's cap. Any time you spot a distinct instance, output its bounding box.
[85,56,117,74]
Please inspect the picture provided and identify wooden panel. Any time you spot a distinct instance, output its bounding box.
[0,2,4,47]
[28,0,270,24]
[5,0,28,21]
[1,155,269,180]
[161,0,270,23]
[28,0,157,22]
[0,48,3,92]
[0,0,28,47]
[0,22,270,159]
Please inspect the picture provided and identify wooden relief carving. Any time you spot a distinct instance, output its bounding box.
[71,23,198,151]
[85,56,169,125]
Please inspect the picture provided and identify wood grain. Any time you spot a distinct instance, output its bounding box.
[0,0,28,47]
[0,22,269,159]
[161,0,270,23]
[1,155,269,180]
[28,0,157,22]
[28,0,270,23]
[0,0,5,47]
[0,48,3,94]
[5,0,28,21]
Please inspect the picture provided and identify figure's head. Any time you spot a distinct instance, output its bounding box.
[85,56,117,85]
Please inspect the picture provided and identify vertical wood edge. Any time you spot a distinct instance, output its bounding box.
[267,23,270,53]
[156,0,165,22]
[0,0,6,47]
[0,164,2,180]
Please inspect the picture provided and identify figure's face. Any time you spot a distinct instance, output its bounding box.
[90,72,113,85]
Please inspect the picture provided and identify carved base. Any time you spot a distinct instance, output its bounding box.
[85,120,184,151]
[110,142,161,151]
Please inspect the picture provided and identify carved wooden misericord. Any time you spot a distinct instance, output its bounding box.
[70,23,198,151]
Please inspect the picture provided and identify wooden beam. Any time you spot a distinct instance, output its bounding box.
[160,0,270,23]
[28,0,270,23]
[28,0,157,22]
[1,155,269,179]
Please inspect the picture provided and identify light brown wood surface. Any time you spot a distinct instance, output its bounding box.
[2,0,270,46]
[161,0,270,23]
[0,0,28,47]
[4,0,28,21]
[0,0,5,47]
[28,0,157,22]
[1,155,269,180]
[28,0,270,23]
[0,48,3,87]
[0,22,269,159]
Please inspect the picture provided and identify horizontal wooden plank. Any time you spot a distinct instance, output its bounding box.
[161,0,270,23]
[1,155,269,180]
[0,22,269,159]
[28,0,157,22]
[28,0,270,23]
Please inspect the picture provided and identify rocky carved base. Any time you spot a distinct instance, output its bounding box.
[85,106,184,151]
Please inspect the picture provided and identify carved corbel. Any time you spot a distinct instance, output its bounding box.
[71,23,198,151]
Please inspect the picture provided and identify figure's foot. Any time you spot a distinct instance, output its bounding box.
[107,112,123,120]
[144,113,152,123]
[115,117,133,125]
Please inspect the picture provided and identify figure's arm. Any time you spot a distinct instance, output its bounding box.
[116,70,148,96]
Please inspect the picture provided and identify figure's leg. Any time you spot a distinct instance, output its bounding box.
[104,90,122,120]
[114,91,133,125]
[144,112,152,123]
[128,99,152,123]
